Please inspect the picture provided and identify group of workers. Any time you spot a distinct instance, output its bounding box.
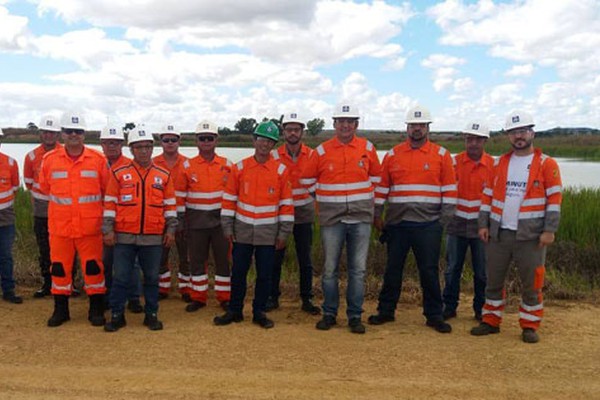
[0,103,562,343]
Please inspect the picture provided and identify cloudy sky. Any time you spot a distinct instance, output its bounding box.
[1,0,599,132]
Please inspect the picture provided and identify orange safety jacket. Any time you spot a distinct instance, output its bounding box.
[300,135,381,226]
[153,153,187,194]
[374,140,457,225]
[0,152,19,226]
[108,154,130,171]
[177,154,232,229]
[24,143,63,217]
[272,144,315,224]
[221,155,294,245]
[103,161,177,237]
[39,146,109,238]
[446,151,494,238]
[479,148,562,241]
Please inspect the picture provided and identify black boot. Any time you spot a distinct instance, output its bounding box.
[104,313,127,332]
[47,295,70,327]
[88,294,106,326]
[34,275,52,298]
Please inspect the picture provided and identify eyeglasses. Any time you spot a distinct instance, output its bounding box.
[197,136,216,142]
[63,129,84,135]
[131,145,153,151]
[507,128,532,135]
[161,137,179,143]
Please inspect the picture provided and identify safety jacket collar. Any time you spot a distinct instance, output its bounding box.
[131,159,153,173]
[332,135,360,148]
[55,145,97,163]
[460,150,490,165]
[398,139,432,153]
[195,153,223,165]
[277,143,310,160]
[247,153,276,170]
[36,142,63,155]
[154,153,186,168]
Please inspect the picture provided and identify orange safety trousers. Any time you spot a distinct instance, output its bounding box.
[49,234,106,296]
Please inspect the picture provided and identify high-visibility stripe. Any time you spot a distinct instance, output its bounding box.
[104,195,118,203]
[192,284,209,291]
[300,178,317,186]
[482,309,503,317]
[391,184,441,192]
[455,210,479,219]
[235,214,278,225]
[52,283,72,291]
[388,196,441,204]
[277,164,286,175]
[103,210,116,218]
[215,275,231,283]
[278,215,295,222]
[442,197,458,205]
[0,200,14,210]
[485,299,504,307]
[50,195,72,205]
[546,204,561,212]
[81,170,98,178]
[317,181,372,191]
[457,199,481,207]
[51,171,68,179]
[31,192,49,201]
[0,189,13,199]
[519,211,545,219]
[85,281,105,290]
[483,188,493,196]
[159,271,171,279]
[221,209,235,217]
[186,203,221,211]
[480,204,491,212]
[316,145,325,155]
[191,274,209,281]
[187,190,223,199]
[292,188,308,196]
[177,206,185,212]
[375,187,390,194]
[374,198,385,205]
[546,185,562,196]
[293,197,314,207]
[215,285,231,291]
[174,190,187,197]
[237,201,278,213]
[33,182,41,189]
[522,198,546,207]
[158,282,171,288]
[520,302,543,312]
[164,210,177,218]
[370,176,381,184]
[24,178,34,184]
[492,199,504,208]
[79,195,101,203]
[519,312,542,322]
[441,184,457,192]
[279,199,293,206]
[316,192,374,203]
[163,198,176,205]
[222,193,238,201]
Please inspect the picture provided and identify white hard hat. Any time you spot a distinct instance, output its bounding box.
[100,125,125,141]
[282,112,305,128]
[505,110,535,131]
[128,126,153,145]
[462,121,490,138]
[332,103,360,119]
[157,124,180,137]
[39,115,61,132]
[195,120,219,135]
[0,128,3,136]
[405,105,433,124]
[60,111,87,130]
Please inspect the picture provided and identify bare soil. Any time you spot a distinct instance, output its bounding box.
[0,290,598,400]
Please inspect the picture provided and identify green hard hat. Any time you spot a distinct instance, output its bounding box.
[254,121,279,141]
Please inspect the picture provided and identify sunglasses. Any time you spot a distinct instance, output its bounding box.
[197,136,216,142]
[161,137,179,143]
[63,129,85,135]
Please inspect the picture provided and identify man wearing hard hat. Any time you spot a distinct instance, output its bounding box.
[472,110,562,343]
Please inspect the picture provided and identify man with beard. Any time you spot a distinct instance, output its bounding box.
[471,110,562,343]
[266,113,320,315]
[368,105,456,334]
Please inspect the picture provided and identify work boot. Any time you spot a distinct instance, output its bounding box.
[214,311,244,326]
[301,299,321,315]
[470,322,500,336]
[252,313,275,329]
[104,313,126,332]
[367,313,395,325]
[220,301,230,311]
[143,313,163,331]
[316,315,337,331]
[265,297,279,312]
[47,295,70,327]
[88,294,106,326]
[348,318,366,334]
[127,299,144,314]
[2,292,23,304]
[426,319,452,333]
[33,275,52,298]
[185,301,206,313]
[442,308,457,321]
[522,328,540,343]
[181,293,192,303]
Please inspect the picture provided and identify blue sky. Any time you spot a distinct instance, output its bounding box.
[1,0,598,131]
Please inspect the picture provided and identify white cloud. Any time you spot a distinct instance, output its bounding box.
[421,53,467,92]
[0,5,31,51]
[505,64,534,77]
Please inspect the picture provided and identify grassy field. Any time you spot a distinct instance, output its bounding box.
[12,187,600,301]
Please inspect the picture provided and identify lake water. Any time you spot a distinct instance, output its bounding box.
[2,143,598,189]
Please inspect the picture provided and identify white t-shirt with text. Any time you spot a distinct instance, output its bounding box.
[500,153,534,230]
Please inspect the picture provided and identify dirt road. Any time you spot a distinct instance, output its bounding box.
[0,292,598,400]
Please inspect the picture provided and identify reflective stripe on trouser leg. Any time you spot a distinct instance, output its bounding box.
[215,275,231,302]
[482,229,514,327]
[177,272,191,294]
[212,226,231,303]
[49,235,76,295]
[158,246,171,293]
[190,274,209,303]
[75,234,106,295]
[515,239,546,330]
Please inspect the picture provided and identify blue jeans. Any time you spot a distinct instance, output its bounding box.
[270,223,314,301]
[111,244,162,315]
[0,224,16,294]
[103,245,142,301]
[377,222,444,321]
[229,243,275,317]
[320,222,371,320]
[443,235,487,315]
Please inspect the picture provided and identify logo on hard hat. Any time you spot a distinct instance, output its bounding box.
[290,113,297,119]
[168,125,174,131]
[71,117,79,124]
[203,124,209,129]
[472,124,480,130]
[109,129,116,135]
[415,111,422,118]
[46,121,53,126]
[512,116,520,123]
[342,106,350,112]
[139,130,146,136]
[267,126,273,132]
